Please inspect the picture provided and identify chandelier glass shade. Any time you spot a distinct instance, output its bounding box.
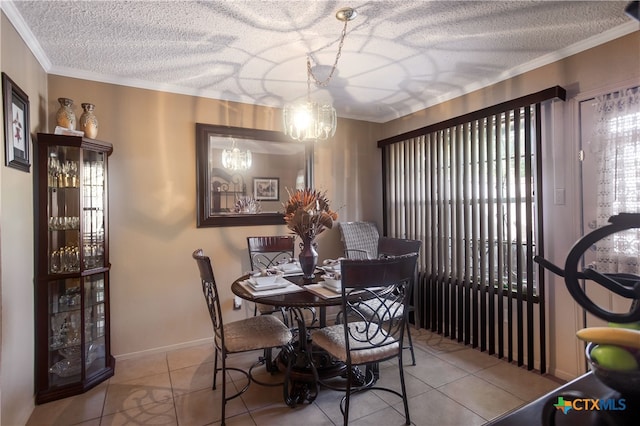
[282,7,356,142]
[283,100,337,142]
[222,142,252,171]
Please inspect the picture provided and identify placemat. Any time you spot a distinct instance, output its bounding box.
[304,283,342,299]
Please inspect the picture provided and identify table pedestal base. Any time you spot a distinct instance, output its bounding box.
[278,340,369,407]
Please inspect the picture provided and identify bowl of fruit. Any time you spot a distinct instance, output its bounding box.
[579,323,640,398]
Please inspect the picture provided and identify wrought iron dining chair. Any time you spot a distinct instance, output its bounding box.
[311,253,419,426]
[377,237,422,365]
[247,236,296,271]
[247,235,296,317]
[247,235,318,343]
[337,232,423,365]
[192,249,292,426]
[247,236,296,370]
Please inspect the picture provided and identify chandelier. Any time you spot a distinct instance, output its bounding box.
[221,139,252,171]
[283,7,357,142]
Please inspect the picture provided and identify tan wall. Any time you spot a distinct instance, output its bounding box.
[0,12,48,426]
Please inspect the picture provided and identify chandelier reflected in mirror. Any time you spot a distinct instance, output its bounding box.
[221,139,252,171]
[283,7,357,142]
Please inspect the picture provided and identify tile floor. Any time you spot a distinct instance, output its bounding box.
[27,329,564,426]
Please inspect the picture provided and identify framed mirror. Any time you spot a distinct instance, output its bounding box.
[196,123,313,227]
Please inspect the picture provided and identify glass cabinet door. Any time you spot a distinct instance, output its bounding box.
[84,274,107,377]
[82,150,106,270]
[47,146,106,274]
[47,274,107,385]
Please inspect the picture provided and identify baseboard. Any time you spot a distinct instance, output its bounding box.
[114,337,214,361]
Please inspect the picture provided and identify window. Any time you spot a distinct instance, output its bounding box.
[593,87,640,273]
[381,105,543,298]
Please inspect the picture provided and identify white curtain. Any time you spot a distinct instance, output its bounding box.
[594,86,640,274]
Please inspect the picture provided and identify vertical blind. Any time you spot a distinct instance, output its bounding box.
[378,87,566,373]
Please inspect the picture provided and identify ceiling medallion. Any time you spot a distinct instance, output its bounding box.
[283,7,357,142]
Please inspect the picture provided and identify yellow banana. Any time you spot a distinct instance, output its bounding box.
[576,327,640,349]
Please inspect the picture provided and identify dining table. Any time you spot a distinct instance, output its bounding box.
[231,263,378,406]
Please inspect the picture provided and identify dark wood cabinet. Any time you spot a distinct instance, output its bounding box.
[34,133,114,404]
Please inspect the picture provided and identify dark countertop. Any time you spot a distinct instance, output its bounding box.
[487,371,640,426]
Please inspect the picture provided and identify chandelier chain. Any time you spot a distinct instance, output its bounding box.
[283,7,355,142]
[307,18,349,88]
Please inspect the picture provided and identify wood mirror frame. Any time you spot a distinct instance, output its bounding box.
[196,123,314,227]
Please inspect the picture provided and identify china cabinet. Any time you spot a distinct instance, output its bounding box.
[34,133,114,404]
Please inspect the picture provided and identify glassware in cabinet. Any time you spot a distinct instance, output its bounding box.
[48,278,82,386]
[47,145,81,274]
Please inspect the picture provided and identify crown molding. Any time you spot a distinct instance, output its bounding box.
[1,0,52,71]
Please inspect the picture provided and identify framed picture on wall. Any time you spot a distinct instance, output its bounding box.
[253,177,279,201]
[2,72,30,172]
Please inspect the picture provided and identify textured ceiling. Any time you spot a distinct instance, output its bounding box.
[3,1,638,123]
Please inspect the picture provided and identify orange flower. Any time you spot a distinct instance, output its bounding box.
[283,188,338,240]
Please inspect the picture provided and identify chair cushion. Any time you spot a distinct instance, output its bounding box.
[257,303,281,314]
[312,322,400,365]
[223,315,292,353]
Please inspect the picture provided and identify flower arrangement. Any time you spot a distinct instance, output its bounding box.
[283,188,338,241]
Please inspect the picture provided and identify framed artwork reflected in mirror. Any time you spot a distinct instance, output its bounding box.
[253,177,279,201]
[196,123,313,227]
